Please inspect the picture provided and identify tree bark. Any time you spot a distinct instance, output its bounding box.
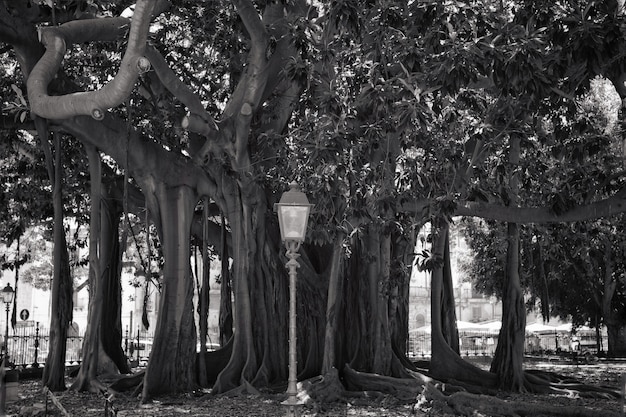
[100,182,131,374]
[601,242,626,357]
[212,184,258,393]
[197,197,211,386]
[490,134,526,392]
[71,145,110,392]
[442,231,460,354]
[321,237,344,374]
[490,222,525,390]
[429,222,497,388]
[606,324,626,357]
[141,184,198,400]
[42,131,73,391]
[218,212,233,347]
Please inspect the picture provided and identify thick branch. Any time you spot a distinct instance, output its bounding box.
[144,45,218,135]
[232,0,266,51]
[454,192,626,223]
[27,0,155,120]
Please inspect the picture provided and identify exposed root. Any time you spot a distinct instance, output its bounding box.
[328,363,622,417]
[524,369,621,399]
[342,364,424,402]
[196,338,233,387]
[298,367,345,405]
[108,371,145,393]
[219,379,260,397]
[417,385,621,417]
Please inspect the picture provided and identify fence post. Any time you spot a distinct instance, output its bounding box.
[33,322,40,368]
[136,328,140,362]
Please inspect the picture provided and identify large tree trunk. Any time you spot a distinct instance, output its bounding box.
[490,222,525,390]
[212,186,258,393]
[321,238,344,374]
[606,324,626,357]
[368,225,392,375]
[218,212,233,347]
[141,184,198,400]
[212,179,291,393]
[490,134,526,391]
[42,131,73,391]
[601,242,626,357]
[339,224,410,380]
[390,229,414,359]
[71,145,110,392]
[100,182,131,374]
[429,222,496,387]
[442,230,460,354]
[72,149,130,392]
[197,197,211,387]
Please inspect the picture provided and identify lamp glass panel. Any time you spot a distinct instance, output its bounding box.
[279,206,310,240]
[1,288,13,304]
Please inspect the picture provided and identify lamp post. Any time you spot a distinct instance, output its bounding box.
[0,283,14,415]
[0,284,14,362]
[274,182,313,417]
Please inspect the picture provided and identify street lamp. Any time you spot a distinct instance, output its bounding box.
[0,283,14,415]
[1,284,14,360]
[274,182,313,417]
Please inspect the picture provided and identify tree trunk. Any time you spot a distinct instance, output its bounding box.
[368,225,392,375]
[218,212,233,347]
[321,237,344,374]
[212,186,257,393]
[601,242,626,357]
[606,324,626,357]
[141,184,198,400]
[212,179,292,392]
[42,131,73,391]
[100,182,131,374]
[490,134,526,392]
[196,198,211,386]
[489,222,525,390]
[390,229,414,359]
[71,145,112,392]
[429,222,497,387]
[442,231,460,354]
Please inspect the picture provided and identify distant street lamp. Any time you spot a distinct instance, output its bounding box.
[0,283,14,415]
[1,284,14,360]
[274,182,313,417]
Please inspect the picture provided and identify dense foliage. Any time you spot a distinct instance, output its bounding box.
[1,0,626,403]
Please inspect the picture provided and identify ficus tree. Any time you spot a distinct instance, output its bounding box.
[1,0,626,409]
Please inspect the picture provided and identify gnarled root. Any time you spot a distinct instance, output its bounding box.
[298,367,345,404]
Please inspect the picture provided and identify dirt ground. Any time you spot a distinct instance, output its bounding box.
[5,360,626,416]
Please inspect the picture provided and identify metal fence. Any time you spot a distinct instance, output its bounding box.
[408,330,609,358]
[2,322,83,368]
[2,325,611,369]
[408,331,498,358]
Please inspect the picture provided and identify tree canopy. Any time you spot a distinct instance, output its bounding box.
[1,0,625,410]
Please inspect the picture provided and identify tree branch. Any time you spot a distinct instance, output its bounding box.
[27,0,156,120]
[454,192,626,223]
[232,0,266,51]
[143,45,218,136]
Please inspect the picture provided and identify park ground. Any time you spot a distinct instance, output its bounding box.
[5,360,626,416]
